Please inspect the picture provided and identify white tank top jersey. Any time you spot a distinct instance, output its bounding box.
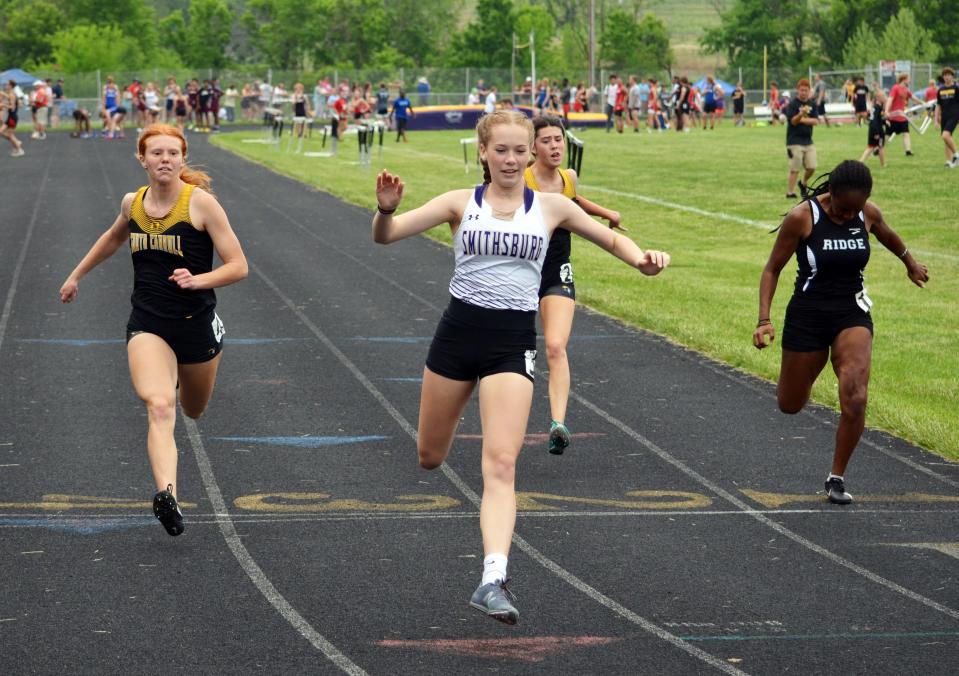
[450,185,549,312]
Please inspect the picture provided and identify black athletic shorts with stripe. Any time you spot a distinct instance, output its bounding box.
[126,306,225,364]
[426,297,537,383]
[781,294,873,352]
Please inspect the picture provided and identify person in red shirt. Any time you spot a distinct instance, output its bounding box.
[769,81,780,125]
[31,80,49,140]
[924,78,939,123]
[884,73,925,156]
[613,76,627,133]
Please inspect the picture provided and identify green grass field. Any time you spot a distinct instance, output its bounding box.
[210,119,958,460]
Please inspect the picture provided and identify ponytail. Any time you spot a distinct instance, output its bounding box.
[179,165,213,193]
[773,159,872,232]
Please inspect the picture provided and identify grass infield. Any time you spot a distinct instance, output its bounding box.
[211,120,958,460]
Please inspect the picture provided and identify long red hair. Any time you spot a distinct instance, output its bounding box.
[137,124,213,193]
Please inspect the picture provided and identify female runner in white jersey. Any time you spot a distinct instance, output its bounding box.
[525,115,623,454]
[372,110,670,624]
[60,124,248,536]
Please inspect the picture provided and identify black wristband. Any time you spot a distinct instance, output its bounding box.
[377,205,396,215]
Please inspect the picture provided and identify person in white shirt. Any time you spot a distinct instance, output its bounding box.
[484,86,498,114]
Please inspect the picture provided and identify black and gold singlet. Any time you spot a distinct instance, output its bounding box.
[128,184,215,319]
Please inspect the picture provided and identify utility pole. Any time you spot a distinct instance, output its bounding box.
[589,0,596,91]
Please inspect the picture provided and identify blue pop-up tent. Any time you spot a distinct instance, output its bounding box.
[0,68,40,87]
[693,77,736,96]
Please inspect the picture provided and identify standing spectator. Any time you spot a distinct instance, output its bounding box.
[164,77,178,123]
[534,78,548,115]
[924,78,939,124]
[559,78,571,122]
[257,79,272,119]
[210,78,223,131]
[416,77,431,106]
[732,82,746,126]
[813,73,830,127]
[2,80,25,156]
[31,80,50,140]
[375,82,390,119]
[484,85,498,115]
[389,89,413,142]
[936,67,959,168]
[853,77,870,126]
[638,77,651,128]
[843,78,855,103]
[51,79,63,127]
[224,83,238,123]
[568,81,578,113]
[769,81,780,125]
[715,82,726,123]
[674,77,691,132]
[702,76,717,130]
[575,81,588,112]
[476,79,488,98]
[627,75,642,132]
[603,74,619,132]
[885,73,924,156]
[785,78,819,199]
[313,77,330,120]
[467,88,480,105]
[143,82,161,124]
[612,76,627,133]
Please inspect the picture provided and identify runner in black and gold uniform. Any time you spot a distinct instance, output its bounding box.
[754,160,928,505]
[936,67,959,168]
[60,124,247,536]
[524,115,623,455]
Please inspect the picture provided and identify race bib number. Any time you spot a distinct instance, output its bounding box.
[211,312,225,343]
[559,263,574,284]
[524,349,537,379]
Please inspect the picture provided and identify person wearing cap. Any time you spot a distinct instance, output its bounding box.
[31,80,50,140]
[416,77,430,106]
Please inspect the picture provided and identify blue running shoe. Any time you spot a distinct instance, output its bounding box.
[469,579,519,625]
[548,421,571,455]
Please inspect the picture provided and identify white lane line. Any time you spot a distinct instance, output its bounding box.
[182,415,369,676]
[580,183,958,264]
[570,390,959,621]
[250,260,748,676]
[0,138,57,364]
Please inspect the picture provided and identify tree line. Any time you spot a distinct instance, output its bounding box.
[0,0,953,79]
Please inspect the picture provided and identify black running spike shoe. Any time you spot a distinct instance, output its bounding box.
[153,484,184,536]
[825,477,853,505]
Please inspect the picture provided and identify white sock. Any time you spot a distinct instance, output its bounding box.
[827,473,843,482]
[481,553,508,586]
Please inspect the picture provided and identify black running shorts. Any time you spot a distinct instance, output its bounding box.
[781,294,873,352]
[539,259,576,300]
[942,116,959,135]
[426,297,537,383]
[888,119,909,135]
[126,306,225,364]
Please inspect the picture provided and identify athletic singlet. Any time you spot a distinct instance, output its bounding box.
[129,184,216,319]
[793,198,870,300]
[524,166,576,272]
[292,95,307,117]
[450,185,548,312]
[104,85,118,110]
